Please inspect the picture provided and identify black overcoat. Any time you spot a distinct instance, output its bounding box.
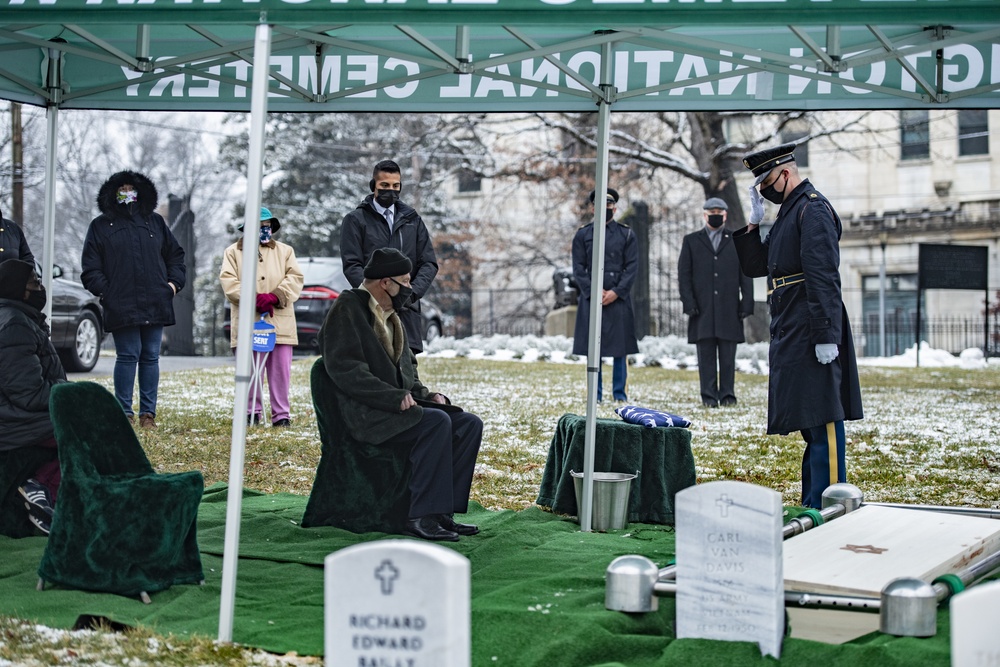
[0,217,34,266]
[571,220,640,357]
[340,196,438,352]
[733,179,863,435]
[0,299,66,451]
[678,227,754,343]
[80,171,186,332]
[317,288,433,445]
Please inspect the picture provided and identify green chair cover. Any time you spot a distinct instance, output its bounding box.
[37,382,204,599]
[302,358,412,533]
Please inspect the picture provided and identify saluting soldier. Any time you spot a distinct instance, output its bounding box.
[571,187,639,402]
[732,143,863,509]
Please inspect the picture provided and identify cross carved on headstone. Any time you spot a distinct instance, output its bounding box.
[716,494,734,518]
[374,559,400,595]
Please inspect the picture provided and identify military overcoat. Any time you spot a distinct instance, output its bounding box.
[571,220,640,358]
[733,179,863,435]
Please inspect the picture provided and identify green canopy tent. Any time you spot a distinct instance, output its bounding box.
[2,0,998,645]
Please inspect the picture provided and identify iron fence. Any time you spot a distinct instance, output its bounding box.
[445,287,1000,358]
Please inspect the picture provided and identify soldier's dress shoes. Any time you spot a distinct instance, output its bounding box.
[403,516,459,542]
[438,514,480,536]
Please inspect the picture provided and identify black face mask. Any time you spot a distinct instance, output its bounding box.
[605,208,615,222]
[25,286,46,311]
[759,171,787,205]
[389,278,413,312]
[706,214,724,229]
[376,189,400,208]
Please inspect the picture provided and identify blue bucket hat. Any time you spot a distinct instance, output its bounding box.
[238,207,281,233]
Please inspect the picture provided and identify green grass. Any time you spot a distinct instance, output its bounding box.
[127,357,1000,510]
[4,357,999,664]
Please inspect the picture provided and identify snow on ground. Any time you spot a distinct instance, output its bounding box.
[423,334,997,372]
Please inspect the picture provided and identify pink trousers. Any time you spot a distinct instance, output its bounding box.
[248,344,293,423]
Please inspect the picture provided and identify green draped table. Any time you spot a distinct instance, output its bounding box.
[536,413,696,525]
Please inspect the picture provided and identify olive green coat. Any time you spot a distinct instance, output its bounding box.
[317,288,432,444]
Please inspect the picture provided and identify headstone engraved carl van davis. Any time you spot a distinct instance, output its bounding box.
[951,580,1000,667]
[325,540,470,667]
[675,481,784,658]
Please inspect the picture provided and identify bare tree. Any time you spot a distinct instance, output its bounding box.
[218,111,491,258]
[464,110,879,335]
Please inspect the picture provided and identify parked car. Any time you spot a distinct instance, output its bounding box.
[42,264,105,372]
[222,256,444,353]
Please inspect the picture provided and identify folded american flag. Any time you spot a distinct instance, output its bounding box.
[615,405,692,428]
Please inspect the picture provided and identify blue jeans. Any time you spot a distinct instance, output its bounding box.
[597,357,628,402]
[112,325,163,417]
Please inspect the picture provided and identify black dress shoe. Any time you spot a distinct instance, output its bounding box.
[438,514,480,536]
[403,516,459,542]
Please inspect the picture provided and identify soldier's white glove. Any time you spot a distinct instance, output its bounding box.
[749,184,765,226]
[815,344,839,364]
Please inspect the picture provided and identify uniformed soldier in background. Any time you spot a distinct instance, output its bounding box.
[571,187,639,402]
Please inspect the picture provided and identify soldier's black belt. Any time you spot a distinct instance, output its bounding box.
[768,272,804,295]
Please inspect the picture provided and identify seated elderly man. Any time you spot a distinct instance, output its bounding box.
[0,259,67,537]
[302,248,482,541]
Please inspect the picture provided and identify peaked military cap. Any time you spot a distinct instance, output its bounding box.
[589,187,619,204]
[743,143,797,186]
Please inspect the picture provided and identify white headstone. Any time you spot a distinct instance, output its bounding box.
[325,540,470,667]
[951,580,1000,667]
[675,481,784,658]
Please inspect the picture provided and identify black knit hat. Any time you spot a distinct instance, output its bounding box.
[363,248,412,279]
[0,259,35,300]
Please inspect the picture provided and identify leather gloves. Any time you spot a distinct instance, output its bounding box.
[815,343,839,364]
[748,184,765,226]
[255,292,279,316]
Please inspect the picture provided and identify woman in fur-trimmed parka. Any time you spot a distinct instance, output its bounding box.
[81,171,186,428]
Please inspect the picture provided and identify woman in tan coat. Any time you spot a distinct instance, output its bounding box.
[220,208,304,426]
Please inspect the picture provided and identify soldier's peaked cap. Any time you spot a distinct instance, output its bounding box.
[743,143,797,186]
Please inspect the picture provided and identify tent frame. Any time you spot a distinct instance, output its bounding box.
[2,0,998,645]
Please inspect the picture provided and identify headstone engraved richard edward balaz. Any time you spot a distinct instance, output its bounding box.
[325,540,470,667]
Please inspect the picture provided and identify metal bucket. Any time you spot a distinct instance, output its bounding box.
[570,470,637,531]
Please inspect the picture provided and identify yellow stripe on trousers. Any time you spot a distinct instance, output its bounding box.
[826,422,838,486]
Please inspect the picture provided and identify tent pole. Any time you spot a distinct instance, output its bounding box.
[219,20,271,644]
[41,39,63,322]
[581,39,614,533]
[41,105,58,322]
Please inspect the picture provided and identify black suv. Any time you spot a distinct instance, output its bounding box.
[294,256,444,351]
[222,256,443,353]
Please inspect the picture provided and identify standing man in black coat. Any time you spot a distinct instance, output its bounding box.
[572,187,639,402]
[81,171,186,429]
[0,207,35,265]
[340,159,439,355]
[732,144,863,509]
[0,260,66,537]
[678,197,755,407]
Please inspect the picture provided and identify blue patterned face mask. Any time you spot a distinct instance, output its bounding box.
[117,189,138,205]
[259,226,272,245]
